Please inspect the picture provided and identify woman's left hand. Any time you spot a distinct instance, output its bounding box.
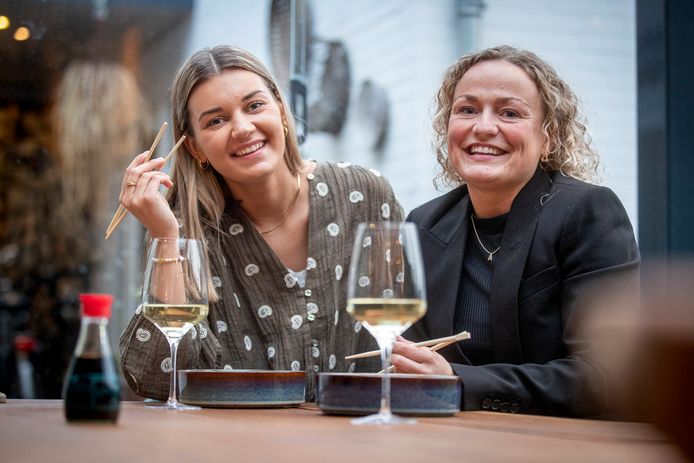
[391,337,454,375]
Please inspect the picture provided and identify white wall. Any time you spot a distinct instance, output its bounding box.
[181,0,637,229]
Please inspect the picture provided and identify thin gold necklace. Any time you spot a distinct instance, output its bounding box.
[259,173,301,235]
[470,214,501,262]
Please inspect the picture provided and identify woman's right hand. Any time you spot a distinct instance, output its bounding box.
[119,152,179,238]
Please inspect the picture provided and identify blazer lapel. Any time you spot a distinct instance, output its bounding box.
[417,190,472,363]
[488,168,553,363]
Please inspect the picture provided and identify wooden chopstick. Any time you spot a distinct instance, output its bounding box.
[104,131,186,240]
[345,330,470,360]
[105,122,168,238]
[376,335,469,374]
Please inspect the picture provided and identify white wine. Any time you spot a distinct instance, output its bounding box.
[347,298,427,337]
[141,304,209,339]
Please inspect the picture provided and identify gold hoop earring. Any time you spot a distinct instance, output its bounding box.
[198,159,209,170]
[283,125,288,137]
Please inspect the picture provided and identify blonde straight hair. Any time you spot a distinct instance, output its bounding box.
[169,45,303,301]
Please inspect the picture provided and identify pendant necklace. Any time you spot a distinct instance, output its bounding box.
[470,214,501,262]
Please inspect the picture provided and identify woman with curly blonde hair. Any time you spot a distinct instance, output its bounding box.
[392,45,639,417]
[431,45,599,188]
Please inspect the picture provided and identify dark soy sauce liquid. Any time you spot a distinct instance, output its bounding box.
[64,357,120,422]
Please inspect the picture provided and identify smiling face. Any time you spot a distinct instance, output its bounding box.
[185,68,287,186]
[447,59,547,201]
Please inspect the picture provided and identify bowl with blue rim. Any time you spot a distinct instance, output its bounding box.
[317,372,461,416]
[178,369,306,408]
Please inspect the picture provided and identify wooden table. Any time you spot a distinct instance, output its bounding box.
[0,400,686,463]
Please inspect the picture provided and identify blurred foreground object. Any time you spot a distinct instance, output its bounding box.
[585,260,694,460]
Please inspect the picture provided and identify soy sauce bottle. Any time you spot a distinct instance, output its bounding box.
[63,294,121,423]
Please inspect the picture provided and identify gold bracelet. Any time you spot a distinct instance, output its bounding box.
[152,257,184,264]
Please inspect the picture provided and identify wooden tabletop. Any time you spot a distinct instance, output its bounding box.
[0,400,686,463]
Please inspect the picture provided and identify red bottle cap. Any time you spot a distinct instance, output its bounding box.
[80,293,113,318]
[14,334,36,352]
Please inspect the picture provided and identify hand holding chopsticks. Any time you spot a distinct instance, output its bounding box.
[345,330,470,360]
[376,333,470,374]
[104,122,186,240]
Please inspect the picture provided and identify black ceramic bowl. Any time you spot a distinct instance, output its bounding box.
[178,369,306,408]
[317,372,461,416]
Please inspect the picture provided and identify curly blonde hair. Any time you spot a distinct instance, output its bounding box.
[432,45,599,188]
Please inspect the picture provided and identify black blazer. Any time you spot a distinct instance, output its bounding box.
[405,168,639,417]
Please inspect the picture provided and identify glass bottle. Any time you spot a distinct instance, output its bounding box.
[63,293,121,422]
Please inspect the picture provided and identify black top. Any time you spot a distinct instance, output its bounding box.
[455,213,507,365]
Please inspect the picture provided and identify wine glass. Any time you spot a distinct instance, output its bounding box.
[140,238,209,410]
[346,222,427,425]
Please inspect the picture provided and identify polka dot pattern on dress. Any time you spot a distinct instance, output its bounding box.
[284,273,296,288]
[258,305,273,318]
[307,303,319,317]
[229,223,244,235]
[136,328,150,342]
[329,354,337,370]
[291,360,301,371]
[358,276,370,287]
[306,257,317,270]
[245,264,259,276]
[212,276,223,288]
[349,191,364,203]
[335,265,343,281]
[217,320,228,333]
[267,346,276,359]
[161,357,172,373]
[381,203,390,219]
[316,182,329,196]
[327,223,340,237]
[290,314,303,329]
[244,335,252,351]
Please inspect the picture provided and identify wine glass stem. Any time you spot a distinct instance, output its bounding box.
[166,337,181,408]
[377,336,395,418]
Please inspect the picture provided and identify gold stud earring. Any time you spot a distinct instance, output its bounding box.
[198,159,209,170]
[283,125,288,137]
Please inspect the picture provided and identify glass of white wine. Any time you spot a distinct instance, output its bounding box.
[140,238,209,410]
[346,222,427,425]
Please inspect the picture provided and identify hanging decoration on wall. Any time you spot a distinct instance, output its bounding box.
[269,0,351,138]
[356,79,389,153]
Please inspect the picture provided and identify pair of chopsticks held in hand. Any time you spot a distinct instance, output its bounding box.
[345,330,471,373]
[104,122,186,240]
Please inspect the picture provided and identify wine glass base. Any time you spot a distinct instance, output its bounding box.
[145,400,200,411]
[351,412,416,425]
